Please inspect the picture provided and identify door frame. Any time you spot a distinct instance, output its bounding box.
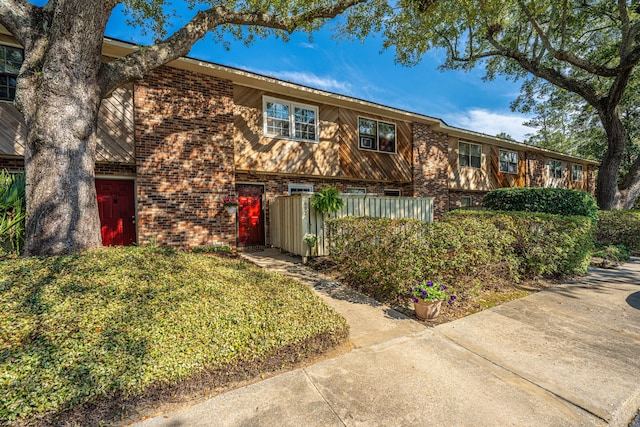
[95,175,138,245]
[235,182,266,247]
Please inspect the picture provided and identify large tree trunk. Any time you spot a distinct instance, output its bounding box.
[15,4,111,256]
[596,107,628,210]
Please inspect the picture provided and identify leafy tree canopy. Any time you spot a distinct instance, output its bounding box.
[341,0,640,209]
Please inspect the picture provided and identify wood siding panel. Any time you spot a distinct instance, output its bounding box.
[0,102,26,156]
[488,145,526,189]
[544,159,569,189]
[234,85,340,176]
[448,138,490,191]
[338,108,412,182]
[270,194,433,257]
[0,85,135,163]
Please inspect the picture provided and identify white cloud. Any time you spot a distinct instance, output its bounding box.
[298,42,317,49]
[232,65,353,94]
[444,108,535,142]
[274,71,353,94]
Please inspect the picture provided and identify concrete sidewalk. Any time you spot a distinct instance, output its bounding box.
[134,252,640,427]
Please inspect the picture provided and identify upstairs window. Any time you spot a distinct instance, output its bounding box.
[571,164,583,182]
[548,159,563,179]
[263,96,318,142]
[0,45,23,101]
[358,117,396,153]
[458,141,481,169]
[499,150,518,174]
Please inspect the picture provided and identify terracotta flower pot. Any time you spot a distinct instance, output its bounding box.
[413,299,442,320]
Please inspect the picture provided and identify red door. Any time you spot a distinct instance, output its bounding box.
[95,179,136,246]
[237,184,264,246]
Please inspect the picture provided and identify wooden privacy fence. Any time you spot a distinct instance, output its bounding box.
[269,194,434,258]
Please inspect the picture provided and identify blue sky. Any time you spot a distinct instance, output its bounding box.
[103,3,535,141]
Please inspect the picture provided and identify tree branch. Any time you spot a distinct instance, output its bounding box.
[0,0,38,44]
[99,0,365,95]
[517,0,620,77]
[485,35,601,106]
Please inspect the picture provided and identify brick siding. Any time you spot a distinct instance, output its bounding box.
[411,123,449,218]
[134,66,236,249]
[587,164,596,195]
[235,172,412,245]
[448,191,486,210]
[0,156,24,172]
[525,152,546,187]
[95,162,136,177]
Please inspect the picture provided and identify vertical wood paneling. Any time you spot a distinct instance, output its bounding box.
[488,145,526,189]
[338,108,412,182]
[0,85,135,163]
[448,138,490,191]
[270,195,433,257]
[234,85,340,175]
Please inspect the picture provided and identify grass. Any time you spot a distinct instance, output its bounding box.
[0,246,348,425]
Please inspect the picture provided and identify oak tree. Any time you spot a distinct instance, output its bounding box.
[0,0,365,255]
[345,0,640,209]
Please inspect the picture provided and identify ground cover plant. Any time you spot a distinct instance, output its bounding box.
[325,211,594,319]
[0,246,348,425]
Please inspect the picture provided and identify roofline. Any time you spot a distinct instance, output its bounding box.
[101,36,599,166]
[0,24,599,166]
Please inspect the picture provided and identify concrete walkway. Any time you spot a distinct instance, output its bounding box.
[135,251,640,427]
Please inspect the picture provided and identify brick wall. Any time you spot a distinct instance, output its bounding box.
[448,191,486,210]
[587,164,596,195]
[235,172,412,245]
[525,152,546,187]
[134,66,236,249]
[0,156,24,172]
[411,123,449,218]
[96,162,136,177]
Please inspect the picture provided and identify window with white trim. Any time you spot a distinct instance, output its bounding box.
[458,142,481,169]
[383,189,401,197]
[548,159,563,179]
[0,44,23,101]
[499,149,518,174]
[288,183,314,195]
[263,96,318,142]
[358,117,396,153]
[345,187,366,194]
[571,164,583,182]
[460,196,472,207]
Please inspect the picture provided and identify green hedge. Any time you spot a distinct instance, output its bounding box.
[327,211,594,303]
[596,210,640,253]
[443,211,594,277]
[483,188,598,220]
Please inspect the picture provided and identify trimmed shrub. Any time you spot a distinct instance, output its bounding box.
[327,211,594,304]
[483,187,598,220]
[443,211,594,277]
[595,210,640,253]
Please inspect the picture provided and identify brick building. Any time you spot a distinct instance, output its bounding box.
[0,35,598,250]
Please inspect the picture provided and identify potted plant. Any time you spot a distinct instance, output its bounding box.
[223,195,238,214]
[304,232,318,248]
[409,280,456,320]
[311,186,344,214]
